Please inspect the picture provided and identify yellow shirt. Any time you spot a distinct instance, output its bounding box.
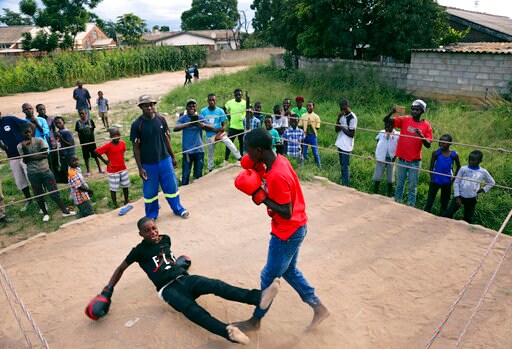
[299,112,321,135]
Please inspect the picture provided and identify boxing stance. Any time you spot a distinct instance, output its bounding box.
[234,128,330,332]
[86,216,280,345]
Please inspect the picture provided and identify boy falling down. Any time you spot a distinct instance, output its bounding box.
[445,150,494,224]
[95,127,131,208]
[93,217,280,345]
[68,154,95,218]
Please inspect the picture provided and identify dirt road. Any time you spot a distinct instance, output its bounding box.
[0,66,247,116]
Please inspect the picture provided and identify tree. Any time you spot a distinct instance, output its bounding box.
[116,13,146,46]
[160,25,170,32]
[99,20,118,41]
[0,8,33,25]
[181,0,239,30]
[152,25,160,32]
[20,0,102,51]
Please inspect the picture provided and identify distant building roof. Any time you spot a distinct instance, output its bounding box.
[0,26,36,45]
[413,42,512,55]
[446,7,512,41]
[143,30,233,42]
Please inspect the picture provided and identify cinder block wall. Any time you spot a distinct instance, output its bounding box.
[271,53,512,100]
[406,52,512,99]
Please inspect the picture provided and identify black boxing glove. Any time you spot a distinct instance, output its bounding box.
[85,294,111,320]
[176,255,191,270]
[101,285,114,300]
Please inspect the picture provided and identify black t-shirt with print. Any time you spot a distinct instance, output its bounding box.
[125,234,188,291]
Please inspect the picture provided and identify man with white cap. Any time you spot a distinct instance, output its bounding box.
[383,99,432,206]
[130,95,189,219]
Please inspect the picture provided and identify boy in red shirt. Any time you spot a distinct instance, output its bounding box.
[233,127,330,332]
[95,127,131,207]
[383,99,432,206]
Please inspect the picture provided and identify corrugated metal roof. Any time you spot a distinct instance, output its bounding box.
[413,42,512,54]
[446,7,512,38]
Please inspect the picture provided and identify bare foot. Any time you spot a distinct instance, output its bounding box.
[232,316,261,332]
[226,324,250,345]
[307,302,330,331]
[260,278,280,310]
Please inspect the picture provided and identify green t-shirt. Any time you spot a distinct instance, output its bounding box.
[17,137,50,175]
[225,99,246,130]
[291,107,307,117]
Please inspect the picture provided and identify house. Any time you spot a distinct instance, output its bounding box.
[142,30,239,50]
[73,23,116,50]
[0,23,115,55]
[446,7,512,42]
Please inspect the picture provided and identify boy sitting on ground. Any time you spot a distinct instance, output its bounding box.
[68,154,95,218]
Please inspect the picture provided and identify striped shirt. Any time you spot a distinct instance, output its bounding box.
[282,127,305,158]
[68,167,90,205]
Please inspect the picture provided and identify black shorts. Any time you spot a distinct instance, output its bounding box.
[81,143,98,160]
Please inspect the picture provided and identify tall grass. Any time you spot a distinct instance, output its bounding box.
[0,46,207,96]
[161,64,511,232]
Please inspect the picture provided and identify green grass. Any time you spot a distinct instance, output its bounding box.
[161,64,512,232]
[1,63,510,245]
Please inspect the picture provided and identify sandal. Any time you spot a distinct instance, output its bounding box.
[180,210,190,219]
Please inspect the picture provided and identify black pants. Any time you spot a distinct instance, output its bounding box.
[161,275,261,341]
[225,128,244,160]
[48,149,60,178]
[424,182,452,215]
[446,196,477,223]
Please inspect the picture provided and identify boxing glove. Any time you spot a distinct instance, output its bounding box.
[176,255,191,270]
[85,294,111,320]
[101,285,114,300]
[240,154,265,178]
[234,169,267,205]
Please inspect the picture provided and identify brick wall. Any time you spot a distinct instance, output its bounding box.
[271,53,512,100]
[407,52,512,100]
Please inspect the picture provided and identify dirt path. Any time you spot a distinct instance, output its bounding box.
[1,168,511,348]
[0,66,248,116]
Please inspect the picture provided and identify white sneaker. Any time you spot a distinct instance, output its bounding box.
[21,202,30,212]
[62,211,77,217]
[42,214,50,222]
[221,160,229,166]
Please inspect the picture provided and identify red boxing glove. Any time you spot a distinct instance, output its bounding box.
[240,154,265,178]
[234,169,267,205]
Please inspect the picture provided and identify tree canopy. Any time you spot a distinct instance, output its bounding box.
[0,8,33,25]
[181,0,239,30]
[17,0,102,51]
[251,0,466,61]
[116,13,146,46]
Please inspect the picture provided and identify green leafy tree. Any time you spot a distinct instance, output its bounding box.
[20,0,102,51]
[116,13,146,46]
[160,25,170,32]
[0,8,33,25]
[31,31,60,52]
[21,32,33,51]
[152,25,160,31]
[181,0,239,30]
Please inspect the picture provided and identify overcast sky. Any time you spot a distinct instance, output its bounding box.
[0,0,510,30]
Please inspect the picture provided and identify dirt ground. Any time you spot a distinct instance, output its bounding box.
[0,66,248,116]
[1,67,512,349]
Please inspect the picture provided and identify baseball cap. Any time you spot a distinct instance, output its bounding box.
[186,98,197,106]
[137,94,157,106]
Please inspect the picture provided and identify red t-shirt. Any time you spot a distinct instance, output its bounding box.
[95,141,127,173]
[263,155,308,240]
[393,115,433,162]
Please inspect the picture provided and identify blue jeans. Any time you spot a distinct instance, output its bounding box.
[395,158,421,207]
[303,134,321,166]
[142,157,186,219]
[181,152,204,185]
[338,148,351,186]
[253,225,319,319]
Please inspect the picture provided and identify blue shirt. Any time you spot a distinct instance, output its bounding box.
[0,116,28,158]
[243,116,261,131]
[432,148,457,185]
[200,106,227,138]
[282,127,305,158]
[73,88,91,110]
[176,114,205,154]
[27,116,50,149]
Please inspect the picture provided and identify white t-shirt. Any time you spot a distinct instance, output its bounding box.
[375,129,400,161]
[335,112,357,151]
[272,114,289,130]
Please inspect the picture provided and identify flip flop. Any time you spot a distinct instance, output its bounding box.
[119,204,133,216]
